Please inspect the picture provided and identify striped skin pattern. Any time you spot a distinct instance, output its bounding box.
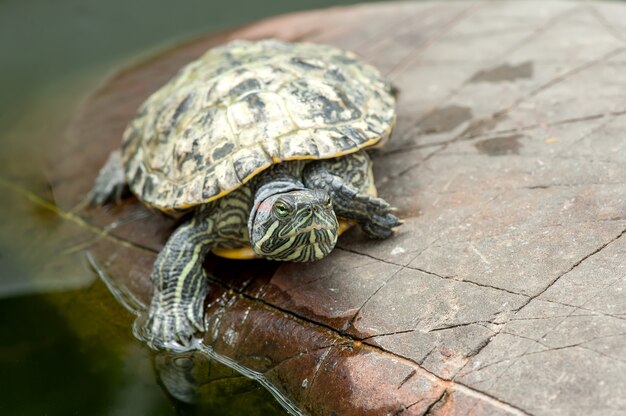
[139,151,400,350]
[249,189,338,262]
[138,212,214,349]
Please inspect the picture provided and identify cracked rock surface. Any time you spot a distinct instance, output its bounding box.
[47,1,626,415]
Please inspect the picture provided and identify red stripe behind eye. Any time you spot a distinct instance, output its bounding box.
[257,200,273,214]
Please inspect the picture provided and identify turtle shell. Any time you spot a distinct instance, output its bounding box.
[121,39,396,212]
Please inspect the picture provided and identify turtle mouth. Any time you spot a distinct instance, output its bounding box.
[256,222,338,262]
[287,222,334,238]
[289,234,337,262]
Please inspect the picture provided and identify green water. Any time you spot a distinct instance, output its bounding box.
[0,1,377,414]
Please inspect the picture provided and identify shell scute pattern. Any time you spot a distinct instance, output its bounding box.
[227,91,295,148]
[122,40,395,211]
[282,78,362,128]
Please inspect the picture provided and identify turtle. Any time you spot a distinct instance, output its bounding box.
[89,39,400,350]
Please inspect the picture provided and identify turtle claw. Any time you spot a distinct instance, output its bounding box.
[361,211,402,239]
[363,222,394,239]
[136,303,204,352]
[344,193,402,239]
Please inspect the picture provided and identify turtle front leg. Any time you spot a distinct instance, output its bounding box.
[303,162,401,239]
[88,149,129,205]
[137,208,217,351]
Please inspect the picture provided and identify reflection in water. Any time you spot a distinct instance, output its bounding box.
[0,244,291,415]
[91,249,295,415]
[157,352,209,405]
[155,351,290,416]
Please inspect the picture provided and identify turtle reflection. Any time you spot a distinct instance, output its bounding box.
[154,350,289,416]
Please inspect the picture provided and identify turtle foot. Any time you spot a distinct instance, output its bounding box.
[88,149,129,205]
[135,301,206,352]
[361,209,402,239]
[344,193,402,239]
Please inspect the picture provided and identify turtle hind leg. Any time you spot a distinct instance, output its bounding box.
[88,149,129,205]
[137,208,217,351]
[388,81,400,99]
[303,158,401,239]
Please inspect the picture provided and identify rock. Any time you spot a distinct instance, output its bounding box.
[48,1,626,414]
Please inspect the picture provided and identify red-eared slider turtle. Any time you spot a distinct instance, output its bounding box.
[90,39,400,350]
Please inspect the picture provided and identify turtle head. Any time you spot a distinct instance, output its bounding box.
[249,189,338,262]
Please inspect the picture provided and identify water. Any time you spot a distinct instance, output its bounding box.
[0,0,377,414]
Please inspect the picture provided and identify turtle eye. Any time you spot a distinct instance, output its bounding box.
[324,195,332,208]
[273,200,291,218]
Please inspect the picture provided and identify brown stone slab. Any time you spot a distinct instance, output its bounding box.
[47,1,626,414]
